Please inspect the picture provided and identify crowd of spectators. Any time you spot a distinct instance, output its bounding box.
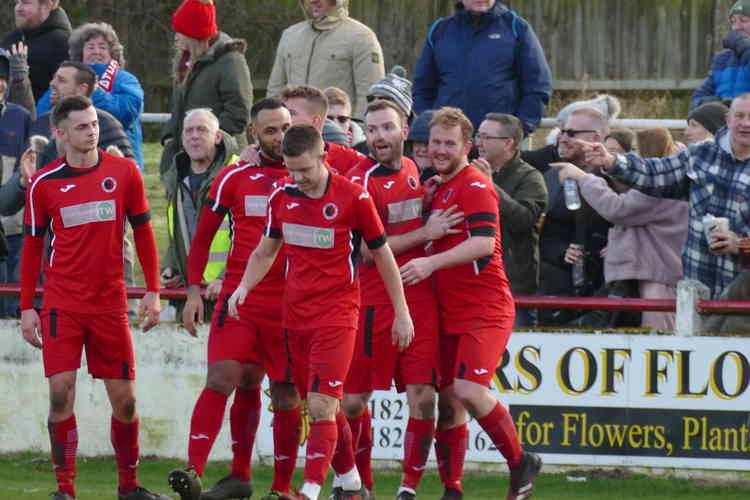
[2,0,749,326]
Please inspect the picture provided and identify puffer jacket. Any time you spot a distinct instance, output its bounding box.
[413,1,551,133]
[692,48,750,109]
[160,33,252,177]
[267,0,384,119]
[1,8,72,102]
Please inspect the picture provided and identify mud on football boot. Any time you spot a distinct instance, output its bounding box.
[439,488,462,500]
[49,492,74,500]
[118,486,172,500]
[201,474,252,499]
[169,468,203,500]
[507,451,542,500]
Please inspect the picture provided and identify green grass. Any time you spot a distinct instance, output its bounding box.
[2,453,748,499]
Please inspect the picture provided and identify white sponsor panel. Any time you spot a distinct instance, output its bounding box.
[244,195,268,217]
[282,223,334,249]
[387,198,422,224]
[60,200,116,228]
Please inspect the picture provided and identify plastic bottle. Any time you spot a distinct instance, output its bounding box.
[564,178,582,210]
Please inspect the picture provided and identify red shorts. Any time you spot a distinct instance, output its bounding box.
[439,318,513,389]
[208,294,291,383]
[286,327,356,400]
[41,308,134,379]
[345,300,439,393]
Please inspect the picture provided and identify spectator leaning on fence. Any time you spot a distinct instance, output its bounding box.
[582,93,750,299]
[1,0,71,103]
[160,108,238,321]
[553,128,689,331]
[268,0,385,121]
[472,113,548,328]
[413,0,551,135]
[32,22,146,171]
[692,0,750,109]
[160,0,253,178]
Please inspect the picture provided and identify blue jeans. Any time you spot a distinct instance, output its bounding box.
[0,234,22,317]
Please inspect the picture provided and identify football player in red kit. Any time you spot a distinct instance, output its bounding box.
[281,84,365,176]
[20,96,167,500]
[342,99,463,500]
[400,107,542,500]
[169,99,302,500]
[228,125,413,500]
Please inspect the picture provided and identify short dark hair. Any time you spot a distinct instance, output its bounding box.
[484,113,523,150]
[604,128,636,153]
[365,99,406,126]
[52,95,94,128]
[251,97,287,122]
[282,125,323,158]
[281,84,328,117]
[59,61,97,97]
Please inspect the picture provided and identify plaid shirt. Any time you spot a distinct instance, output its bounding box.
[611,128,750,298]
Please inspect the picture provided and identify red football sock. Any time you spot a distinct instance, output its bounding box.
[401,417,435,490]
[271,406,302,493]
[331,410,356,476]
[111,417,140,494]
[304,420,337,486]
[187,388,229,476]
[477,402,523,467]
[48,415,77,498]
[230,387,262,481]
[355,408,374,490]
[434,423,467,491]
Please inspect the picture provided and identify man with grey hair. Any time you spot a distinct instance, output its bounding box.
[29,22,145,170]
[473,113,547,327]
[1,0,71,102]
[161,108,239,320]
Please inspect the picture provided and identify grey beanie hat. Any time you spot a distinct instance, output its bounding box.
[368,65,413,118]
[688,102,729,136]
[729,0,750,19]
[407,110,435,142]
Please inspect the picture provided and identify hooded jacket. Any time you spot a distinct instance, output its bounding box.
[2,7,72,102]
[160,33,252,176]
[413,1,551,134]
[267,0,385,119]
[161,131,238,282]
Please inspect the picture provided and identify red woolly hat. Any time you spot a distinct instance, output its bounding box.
[172,0,218,40]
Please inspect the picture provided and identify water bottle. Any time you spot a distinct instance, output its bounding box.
[571,245,586,289]
[563,178,582,210]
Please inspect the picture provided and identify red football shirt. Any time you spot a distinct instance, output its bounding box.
[430,165,514,333]
[201,157,288,321]
[325,141,366,176]
[348,157,433,305]
[24,152,150,314]
[265,172,386,330]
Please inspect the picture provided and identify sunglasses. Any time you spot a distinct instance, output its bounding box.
[560,129,597,138]
[474,133,511,142]
[328,114,351,125]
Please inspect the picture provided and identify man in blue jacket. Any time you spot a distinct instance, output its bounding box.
[413,0,551,135]
[36,22,145,170]
[693,1,750,109]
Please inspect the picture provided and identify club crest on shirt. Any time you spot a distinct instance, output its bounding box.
[408,176,418,190]
[442,188,454,203]
[101,176,117,193]
[323,202,339,220]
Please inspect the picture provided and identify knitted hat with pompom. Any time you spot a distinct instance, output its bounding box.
[172,0,217,40]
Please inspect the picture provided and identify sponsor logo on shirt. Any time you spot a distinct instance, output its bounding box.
[190,434,210,440]
[408,176,418,190]
[470,181,487,189]
[359,192,370,200]
[244,195,268,217]
[283,223,335,249]
[323,202,339,220]
[383,180,395,190]
[59,184,76,192]
[101,176,117,193]
[60,199,116,228]
[328,380,343,387]
[249,173,265,180]
[387,198,422,224]
[474,368,489,375]
[442,188,454,202]
[350,176,362,183]
[286,202,300,210]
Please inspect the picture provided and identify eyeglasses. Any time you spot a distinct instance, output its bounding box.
[560,129,597,138]
[474,133,510,142]
[327,114,351,125]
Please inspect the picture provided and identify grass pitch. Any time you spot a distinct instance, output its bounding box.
[2,453,748,499]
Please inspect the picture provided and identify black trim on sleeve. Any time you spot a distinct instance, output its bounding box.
[266,227,282,239]
[127,210,151,227]
[24,223,48,236]
[475,255,491,273]
[206,197,229,216]
[364,306,374,357]
[366,233,386,250]
[467,212,496,224]
[470,226,496,237]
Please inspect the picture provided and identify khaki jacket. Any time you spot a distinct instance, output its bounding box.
[267,1,384,119]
